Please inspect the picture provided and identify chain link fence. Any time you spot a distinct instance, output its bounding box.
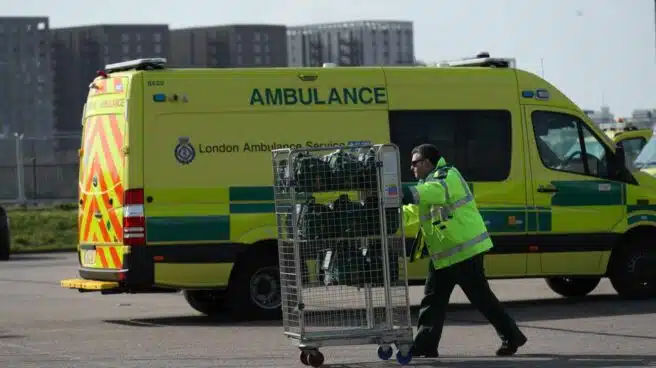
[0,134,80,205]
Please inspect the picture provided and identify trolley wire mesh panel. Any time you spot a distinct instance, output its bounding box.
[272,144,414,367]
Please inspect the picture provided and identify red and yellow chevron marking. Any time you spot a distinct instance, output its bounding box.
[78,114,126,266]
[95,246,124,269]
[89,77,127,96]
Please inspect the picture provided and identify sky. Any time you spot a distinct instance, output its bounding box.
[4,0,656,116]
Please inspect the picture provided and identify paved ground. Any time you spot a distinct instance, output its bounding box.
[0,253,655,368]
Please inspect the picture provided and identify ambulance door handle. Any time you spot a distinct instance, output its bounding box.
[94,212,102,219]
[537,185,558,193]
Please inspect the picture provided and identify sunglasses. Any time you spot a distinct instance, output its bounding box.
[410,158,426,167]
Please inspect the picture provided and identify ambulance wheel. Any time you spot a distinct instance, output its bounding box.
[183,290,227,317]
[609,244,656,300]
[545,276,601,298]
[227,247,282,320]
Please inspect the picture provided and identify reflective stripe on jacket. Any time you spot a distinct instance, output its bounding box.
[402,157,493,270]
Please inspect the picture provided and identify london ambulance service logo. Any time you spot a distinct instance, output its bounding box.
[174,137,195,165]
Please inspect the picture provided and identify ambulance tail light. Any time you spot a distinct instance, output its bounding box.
[123,188,146,246]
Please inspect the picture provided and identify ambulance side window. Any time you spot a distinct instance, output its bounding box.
[388,109,512,182]
[531,110,610,178]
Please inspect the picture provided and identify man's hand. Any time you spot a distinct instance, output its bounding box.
[401,186,414,205]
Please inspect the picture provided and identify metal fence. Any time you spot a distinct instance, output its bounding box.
[0,134,81,205]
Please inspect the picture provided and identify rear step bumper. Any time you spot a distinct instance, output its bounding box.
[60,278,179,295]
[61,266,179,295]
[61,278,121,293]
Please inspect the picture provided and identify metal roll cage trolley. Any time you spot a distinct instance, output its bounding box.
[271,143,414,366]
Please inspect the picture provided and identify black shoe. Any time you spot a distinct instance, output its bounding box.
[496,333,527,356]
[410,346,439,358]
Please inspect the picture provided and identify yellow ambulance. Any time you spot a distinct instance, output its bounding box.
[603,126,653,165]
[61,55,656,320]
[635,128,656,177]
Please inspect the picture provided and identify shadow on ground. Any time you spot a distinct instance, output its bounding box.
[104,313,283,328]
[324,354,656,367]
[103,294,656,331]
[5,254,64,262]
[0,334,25,339]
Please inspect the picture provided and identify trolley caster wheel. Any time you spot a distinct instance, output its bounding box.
[307,350,324,367]
[396,350,412,365]
[377,345,394,360]
[300,351,309,366]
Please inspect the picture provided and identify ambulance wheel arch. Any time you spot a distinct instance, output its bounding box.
[607,225,656,300]
[226,239,282,319]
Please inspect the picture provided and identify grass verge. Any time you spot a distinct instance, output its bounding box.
[5,204,78,254]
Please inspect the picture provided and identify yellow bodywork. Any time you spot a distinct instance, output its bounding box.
[61,60,656,296]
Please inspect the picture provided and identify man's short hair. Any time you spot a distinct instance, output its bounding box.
[411,143,441,166]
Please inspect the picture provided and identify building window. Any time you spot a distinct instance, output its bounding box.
[121,33,129,42]
[154,33,162,42]
[254,55,262,64]
[254,32,261,42]
[254,43,261,53]
[154,44,162,54]
[136,44,142,54]
[135,33,142,42]
[122,44,129,54]
[389,109,512,182]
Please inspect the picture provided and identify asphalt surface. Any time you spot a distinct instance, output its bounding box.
[0,253,655,368]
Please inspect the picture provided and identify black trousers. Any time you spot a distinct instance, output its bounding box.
[413,252,524,352]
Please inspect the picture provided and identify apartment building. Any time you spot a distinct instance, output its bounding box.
[287,20,415,67]
[170,24,288,68]
[51,23,170,140]
[0,17,53,138]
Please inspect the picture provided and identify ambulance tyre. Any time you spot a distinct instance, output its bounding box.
[227,246,282,320]
[609,241,656,300]
[183,290,228,317]
[545,276,601,298]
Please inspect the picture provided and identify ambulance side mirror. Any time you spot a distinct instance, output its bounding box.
[614,144,626,170]
[610,143,630,181]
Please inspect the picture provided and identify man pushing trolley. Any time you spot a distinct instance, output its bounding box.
[402,143,527,358]
[271,143,415,367]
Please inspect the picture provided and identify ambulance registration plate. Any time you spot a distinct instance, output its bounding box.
[81,249,96,267]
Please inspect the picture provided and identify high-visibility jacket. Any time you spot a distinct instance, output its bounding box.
[402,157,493,270]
